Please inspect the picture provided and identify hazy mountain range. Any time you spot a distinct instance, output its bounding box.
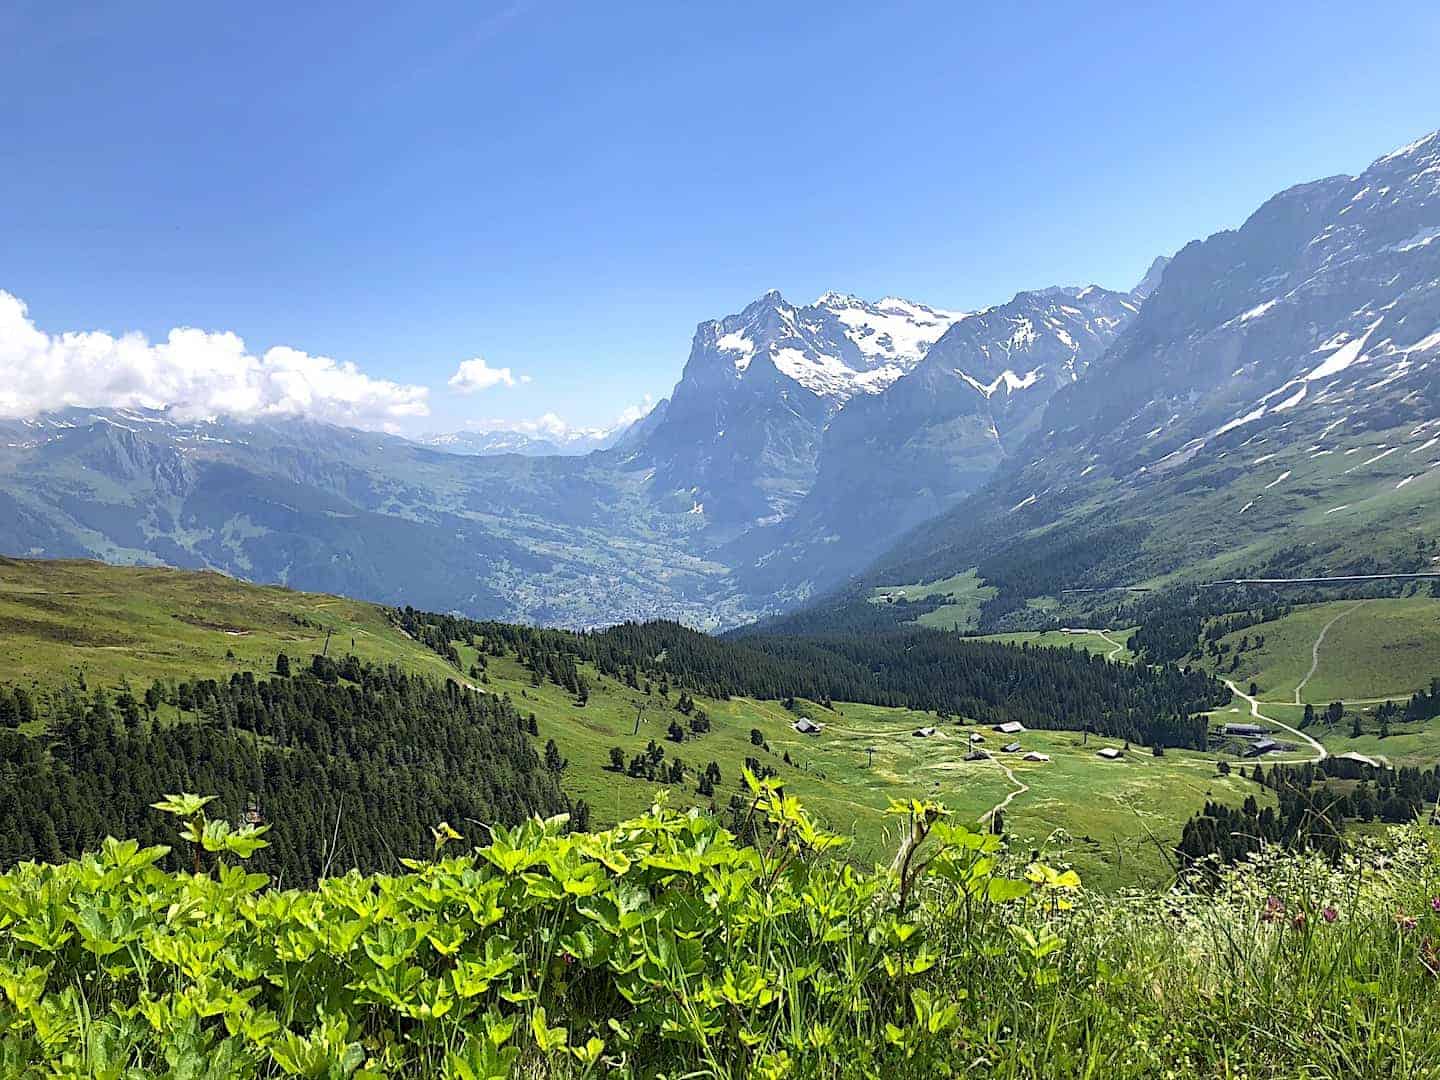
[3,129,1437,630]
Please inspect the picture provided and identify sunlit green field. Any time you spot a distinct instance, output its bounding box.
[0,557,463,692]
[972,626,1137,662]
[2,558,1279,889]
[870,569,997,631]
[1209,597,1440,702]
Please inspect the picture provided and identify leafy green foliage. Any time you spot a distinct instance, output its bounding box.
[6,793,1440,1076]
[0,790,1053,1077]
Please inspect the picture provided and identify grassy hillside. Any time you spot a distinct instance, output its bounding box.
[819,407,1440,645]
[972,626,1137,662]
[1206,597,1440,703]
[0,558,1280,888]
[870,569,997,630]
[0,556,463,690]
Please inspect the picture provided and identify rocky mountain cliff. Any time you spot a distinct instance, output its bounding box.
[622,290,965,527]
[823,129,1440,629]
[731,284,1142,600]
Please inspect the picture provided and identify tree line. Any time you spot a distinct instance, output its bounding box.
[1177,757,1440,870]
[0,659,573,882]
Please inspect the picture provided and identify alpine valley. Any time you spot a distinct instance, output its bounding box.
[3,130,1439,633]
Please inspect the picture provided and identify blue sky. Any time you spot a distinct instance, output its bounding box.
[3,0,1439,434]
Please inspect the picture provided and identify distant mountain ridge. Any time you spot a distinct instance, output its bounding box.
[623,289,967,527]
[732,282,1142,600]
[7,129,1438,635]
[420,424,626,458]
[786,128,1440,633]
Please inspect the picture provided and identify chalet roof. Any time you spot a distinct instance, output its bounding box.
[1096,747,1123,759]
[1022,752,1050,762]
[1002,741,1022,753]
[913,726,937,738]
[793,717,824,734]
[994,721,1025,734]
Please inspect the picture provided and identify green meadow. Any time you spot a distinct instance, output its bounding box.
[1210,596,1440,703]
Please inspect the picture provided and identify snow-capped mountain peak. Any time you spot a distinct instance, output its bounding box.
[696,289,968,403]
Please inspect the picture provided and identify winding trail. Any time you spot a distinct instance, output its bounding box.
[1059,627,1128,661]
[1096,629,1127,661]
[1225,678,1327,764]
[1293,602,1365,705]
[977,751,1029,825]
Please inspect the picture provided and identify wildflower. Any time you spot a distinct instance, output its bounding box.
[1261,895,1284,924]
[1322,906,1338,924]
[1431,896,1440,914]
[1291,911,1306,930]
[1396,910,1418,932]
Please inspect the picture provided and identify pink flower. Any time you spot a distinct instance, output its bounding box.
[1396,910,1418,932]
[1262,895,1284,924]
[1322,906,1338,923]
[1430,896,1440,914]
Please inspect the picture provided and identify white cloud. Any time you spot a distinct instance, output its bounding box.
[0,290,429,431]
[448,355,521,394]
[463,395,658,442]
[611,394,656,429]
[464,412,585,439]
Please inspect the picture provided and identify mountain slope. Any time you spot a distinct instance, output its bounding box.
[0,408,752,629]
[824,129,1440,629]
[624,290,965,527]
[732,284,1141,600]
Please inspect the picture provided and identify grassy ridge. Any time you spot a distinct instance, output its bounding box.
[0,556,462,690]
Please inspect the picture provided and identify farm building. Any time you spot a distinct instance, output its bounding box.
[968,732,986,743]
[793,717,824,735]
[1022,752,1050,762]
[1223,723,1268,737]
[964,749,988,762]
[994,721,1025,735]
[1001,741,1022,753]
[1096,747,1123,760]
[913,726,937,738]
[1245,738,1279,757]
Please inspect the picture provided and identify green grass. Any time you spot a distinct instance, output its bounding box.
[0,556,463,693]
[972,626,1137,662]
[490,650,1270,887]
[992,728,1272,884]
[870,569,997,631]
[0,557,1278,890]
[1208,597,1440,703]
